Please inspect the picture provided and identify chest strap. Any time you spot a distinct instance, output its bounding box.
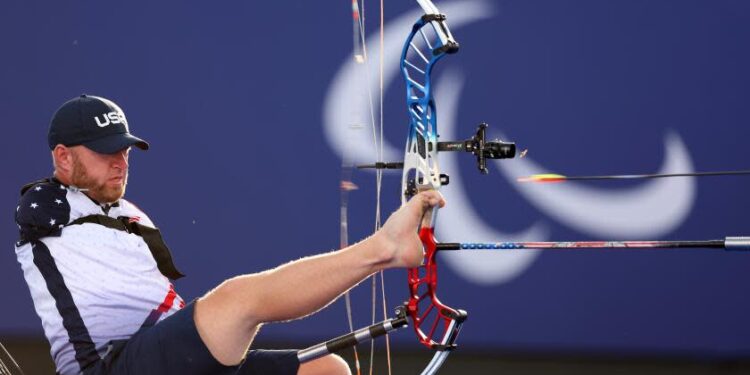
[68,215,185,280]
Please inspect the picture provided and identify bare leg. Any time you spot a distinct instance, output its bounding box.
[194,191,445,365]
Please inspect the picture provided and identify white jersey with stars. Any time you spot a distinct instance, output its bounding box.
[14,178,185,375]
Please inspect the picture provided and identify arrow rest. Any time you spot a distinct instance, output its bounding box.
[404,175,450,200]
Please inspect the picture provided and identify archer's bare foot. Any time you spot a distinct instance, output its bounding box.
[375,191,446,268]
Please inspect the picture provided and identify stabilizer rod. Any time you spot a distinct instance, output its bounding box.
[297,305,409,363]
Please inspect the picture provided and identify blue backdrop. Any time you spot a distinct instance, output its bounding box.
[1,0,749,358]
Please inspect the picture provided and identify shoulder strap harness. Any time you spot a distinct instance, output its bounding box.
[68,215,185,280]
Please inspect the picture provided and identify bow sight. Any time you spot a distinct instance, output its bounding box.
[358,122,516,176]
[437,123,516,174]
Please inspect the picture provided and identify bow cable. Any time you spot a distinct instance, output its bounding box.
[0,341,25,375]
[375,2,395,375]
[342,1,393,374]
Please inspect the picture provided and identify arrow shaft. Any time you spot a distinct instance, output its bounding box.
[566,169,750,181]
[519,170,750,183]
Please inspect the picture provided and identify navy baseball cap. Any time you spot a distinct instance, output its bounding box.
[48,94,149,153]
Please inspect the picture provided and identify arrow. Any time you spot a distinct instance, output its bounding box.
[517,170,750,184]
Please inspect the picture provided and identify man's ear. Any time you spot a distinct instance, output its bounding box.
[52,145,73,173]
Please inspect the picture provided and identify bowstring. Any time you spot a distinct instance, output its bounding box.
[357,2,377,373]
[344,0,391,374]
[0,342,24,375]
[352,0,392,374]
[367,1,391,374]
[343,0,394,373]
[342,1,369,375]
[376,0,394,374]
[341,163,360,375]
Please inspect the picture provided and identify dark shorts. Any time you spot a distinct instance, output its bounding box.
[83,302,300,375]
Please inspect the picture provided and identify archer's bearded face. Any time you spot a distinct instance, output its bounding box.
[69,146,129,204]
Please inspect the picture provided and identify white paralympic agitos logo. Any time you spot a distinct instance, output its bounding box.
[323,0,696,286]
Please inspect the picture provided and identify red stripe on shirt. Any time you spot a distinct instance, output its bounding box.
[156,284,177,313]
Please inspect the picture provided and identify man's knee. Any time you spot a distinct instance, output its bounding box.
[194,288,261,366]
[298,354,351,375]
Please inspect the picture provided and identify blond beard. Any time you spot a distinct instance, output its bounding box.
[70,153,128,204]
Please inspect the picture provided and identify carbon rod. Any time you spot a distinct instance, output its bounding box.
[297,306,409,364]
[563,169,750,181]
[518,170,750,183]
[437,237,750,251]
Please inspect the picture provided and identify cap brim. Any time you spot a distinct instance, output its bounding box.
[82,133,150,154]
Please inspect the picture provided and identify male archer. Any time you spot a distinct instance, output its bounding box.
[14,95,444,375]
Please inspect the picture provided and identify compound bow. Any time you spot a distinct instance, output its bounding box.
[301,1,750,374]
[359,0,517,372]
[362,0,750,372]
[398,0,469,370]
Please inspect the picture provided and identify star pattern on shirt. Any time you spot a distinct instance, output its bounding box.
[16,181,72,244]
